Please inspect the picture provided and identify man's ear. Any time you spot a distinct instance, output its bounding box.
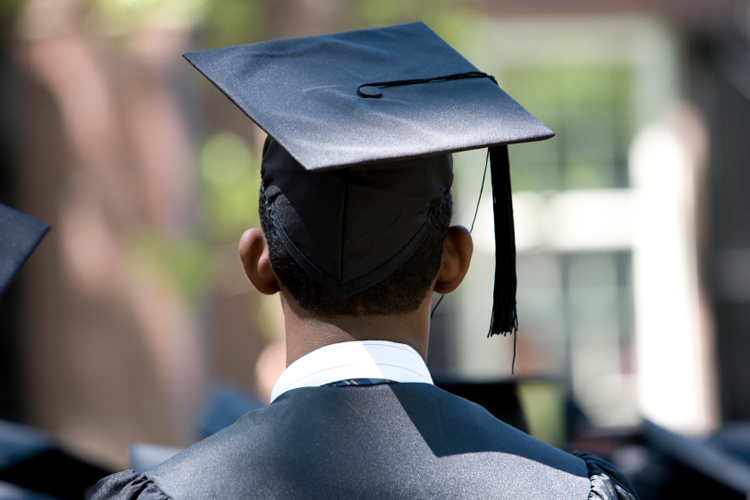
[239,228,281,295]
[434,226,473,295]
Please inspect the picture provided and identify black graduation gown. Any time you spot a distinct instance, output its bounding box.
[88,383,637,499]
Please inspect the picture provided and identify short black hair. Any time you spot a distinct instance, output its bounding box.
[259,189,452,316]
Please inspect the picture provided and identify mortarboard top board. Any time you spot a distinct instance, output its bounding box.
[184,22,554,341]
[0,204,49,297]
[183,22,552,171]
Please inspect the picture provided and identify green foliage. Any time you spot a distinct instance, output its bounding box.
[129,231,214,301]
[504,65,633,192]
[0,0,24,45]
[124,131,260,300]
[199,131,260,243]
[93,0,206,38]
[198,0,267,48]
[348,0,477,47]
[351,0,451,26]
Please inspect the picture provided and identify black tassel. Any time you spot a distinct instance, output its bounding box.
[488,146,518,344]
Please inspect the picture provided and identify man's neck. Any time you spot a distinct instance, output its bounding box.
[280,292,433,367]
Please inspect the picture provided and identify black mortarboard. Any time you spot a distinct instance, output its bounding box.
[0,419,111,499]
[636,419,750,497]
[185,22,553,336]
[0,204,49,297]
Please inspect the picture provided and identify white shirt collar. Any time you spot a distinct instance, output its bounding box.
[270,340,433,403]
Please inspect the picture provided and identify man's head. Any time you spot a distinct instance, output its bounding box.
[257,185,453,316]
[187,22,555,340]
[240,137,471,318]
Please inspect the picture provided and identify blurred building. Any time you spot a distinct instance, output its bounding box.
[0,0,749,469]
[430,0,749,441]
[446,16,709,437]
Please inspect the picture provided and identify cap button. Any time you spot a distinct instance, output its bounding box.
[359,86,382,98]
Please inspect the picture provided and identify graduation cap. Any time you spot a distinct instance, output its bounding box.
[184,22,553,338]
[0,419,111,500]
[0,204,49,297]
[632,420,750,498]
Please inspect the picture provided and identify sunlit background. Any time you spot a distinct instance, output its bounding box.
[1,0,749,475]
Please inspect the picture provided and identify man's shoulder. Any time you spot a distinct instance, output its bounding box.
[140,384,595,499]
[90,384,639,499]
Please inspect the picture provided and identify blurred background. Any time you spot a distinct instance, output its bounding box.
[1,0,750,493]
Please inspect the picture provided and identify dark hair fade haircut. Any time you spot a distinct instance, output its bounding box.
[259,188,453,317]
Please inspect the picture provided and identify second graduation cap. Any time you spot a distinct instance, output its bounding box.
[0,204,49,298]
[184,22,554,338]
